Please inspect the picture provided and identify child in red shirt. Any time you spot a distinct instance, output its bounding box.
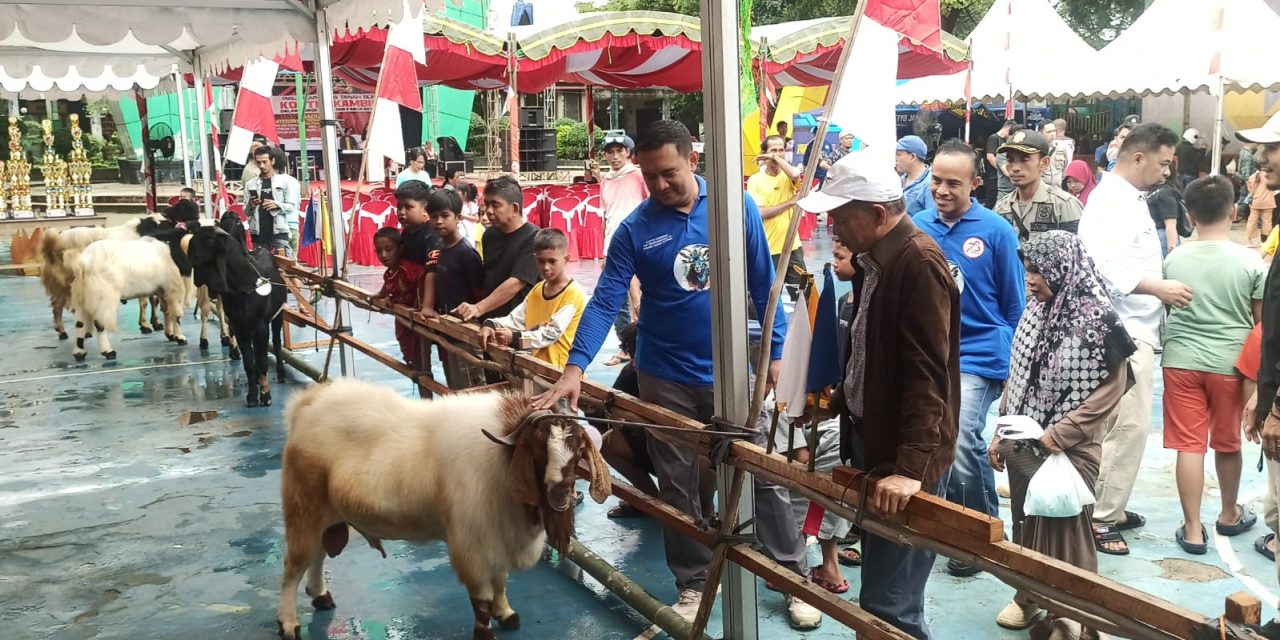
[371,227,426,368]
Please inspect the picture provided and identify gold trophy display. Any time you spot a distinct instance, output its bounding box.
[41,119,68,217]
[0,159,9,220]
[7,117,33,219]
[67,114,94,217]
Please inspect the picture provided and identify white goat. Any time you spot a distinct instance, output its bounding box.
[68,236,194,360]
[275,379,610,640]
[39,215,166,339]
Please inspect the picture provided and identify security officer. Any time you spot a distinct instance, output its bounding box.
[993,129,1084,243]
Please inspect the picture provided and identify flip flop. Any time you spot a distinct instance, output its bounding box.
[837,546,862,567]
[1256,533,1276,562]
[807,568,849,594]
[1115,511,1146,531]
[1216,505,1258,537]
[1093,525,1130,556]
[1176,523,1209,555]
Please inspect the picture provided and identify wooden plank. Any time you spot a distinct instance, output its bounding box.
[830,465,1004,543]
[1225,592,1261,625]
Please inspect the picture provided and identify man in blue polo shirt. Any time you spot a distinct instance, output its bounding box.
[533,120,821,629]
[912,139,1025,577]
[897,134,934,215]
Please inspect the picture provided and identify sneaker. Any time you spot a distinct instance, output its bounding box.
[946,558,982,577]
[786,594,823,630]
[995,600,1042,629]
[671,589,702,623]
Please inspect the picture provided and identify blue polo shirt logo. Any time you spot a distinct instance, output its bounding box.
[962,237,986,259]
[674,243,712,291]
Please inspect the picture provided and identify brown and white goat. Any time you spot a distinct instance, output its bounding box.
[276,379,610,640]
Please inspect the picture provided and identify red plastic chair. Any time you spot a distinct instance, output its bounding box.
[546,195,583,262]
[522,186,548,228]
[578,188,604,260]
[348,200,397,267]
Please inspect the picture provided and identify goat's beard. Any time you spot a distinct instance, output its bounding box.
[539,499,575,554]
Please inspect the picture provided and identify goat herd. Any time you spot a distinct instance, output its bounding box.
[37,201,287,406]
[31,203,617,640]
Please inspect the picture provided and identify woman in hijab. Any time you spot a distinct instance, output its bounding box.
[989,231,1135,633]
[1063,159,1098,205]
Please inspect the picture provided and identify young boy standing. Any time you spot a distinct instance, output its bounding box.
[370,227,426,369]
[395,181,442,268]
[1163,175,1266,552]
[418,189,487,389]
[479,228,585,371]
[454,176,539,322]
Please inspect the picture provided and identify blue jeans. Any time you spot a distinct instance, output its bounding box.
[944,373,1001,518]
[1157,227,1181,258]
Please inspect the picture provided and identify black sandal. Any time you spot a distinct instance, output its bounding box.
[1093,525,1130,556]
[1115,510,1146,531]
[837,546,862,567]
[1216,505,1258,537]
[1176,523,1208,555]
[1256,533,1275,561]
[607,503,645,518]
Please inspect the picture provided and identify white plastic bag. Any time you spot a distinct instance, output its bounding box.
[1024,453,1096,518]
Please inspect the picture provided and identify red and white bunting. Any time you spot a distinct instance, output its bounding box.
[225,57,281,165]
[366,0,426,182]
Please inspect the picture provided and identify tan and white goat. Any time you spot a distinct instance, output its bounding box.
[276,378,610,640]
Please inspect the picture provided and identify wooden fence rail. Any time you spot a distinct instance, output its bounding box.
[275,257,1262,640]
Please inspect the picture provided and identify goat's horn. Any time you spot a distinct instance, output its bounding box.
[481,428,519,447]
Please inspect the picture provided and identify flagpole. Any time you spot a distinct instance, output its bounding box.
[963,38,973,144]
[345,27,400,279]
[173,69,193,188]
[193,58,214,218]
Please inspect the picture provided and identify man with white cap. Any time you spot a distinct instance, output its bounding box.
[1239,111,1280,639]
[896,134,935,216]
[590,132,647,365]
[798,150,960,639]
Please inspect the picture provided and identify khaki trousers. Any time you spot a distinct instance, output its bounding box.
[1094,340,1155,525]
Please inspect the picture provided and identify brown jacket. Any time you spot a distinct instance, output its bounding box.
[837,216,960,489]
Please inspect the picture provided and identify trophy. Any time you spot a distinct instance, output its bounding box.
[67,114,94,216]
[41,119,67,217]
[8,117,33,219]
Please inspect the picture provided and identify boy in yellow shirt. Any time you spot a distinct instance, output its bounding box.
[479,228,585,370]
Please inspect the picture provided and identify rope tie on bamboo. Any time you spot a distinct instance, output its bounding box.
[705,516,756,547]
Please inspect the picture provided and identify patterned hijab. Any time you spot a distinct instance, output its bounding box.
[1005,231,1135,429]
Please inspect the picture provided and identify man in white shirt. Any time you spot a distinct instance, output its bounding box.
[1078,123,1192,555]
[591,133,648,365]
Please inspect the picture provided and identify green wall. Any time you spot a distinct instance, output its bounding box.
[118,87,225,160]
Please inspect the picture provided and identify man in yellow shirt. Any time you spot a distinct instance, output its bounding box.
[747,134,806,297]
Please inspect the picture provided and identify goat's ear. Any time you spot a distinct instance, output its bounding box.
[506,429,541,507]
[579,426,612,504]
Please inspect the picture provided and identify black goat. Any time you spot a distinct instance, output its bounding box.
[184,213,286,407]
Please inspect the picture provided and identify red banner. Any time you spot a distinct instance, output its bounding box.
[271,78,373,150]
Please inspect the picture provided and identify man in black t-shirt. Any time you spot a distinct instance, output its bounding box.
[454,176,540,321]
[984,120,1015,208]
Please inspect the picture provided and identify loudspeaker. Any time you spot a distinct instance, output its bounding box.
[520,107,545,128]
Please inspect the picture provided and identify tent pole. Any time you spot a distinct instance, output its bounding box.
[314,4,355,376]
[1211,74,1225,176]
[192,58,214,218]
[697,0,755,638]
[173,69,193,188]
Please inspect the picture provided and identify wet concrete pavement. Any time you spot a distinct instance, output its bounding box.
[2,232,1279,639]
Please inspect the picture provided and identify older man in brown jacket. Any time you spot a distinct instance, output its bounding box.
[799,150,960,639]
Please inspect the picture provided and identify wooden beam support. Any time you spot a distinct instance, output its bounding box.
[1225,592,1261,626]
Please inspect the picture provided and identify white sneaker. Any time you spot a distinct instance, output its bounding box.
[672,589,702,622]
[995,600,1041,629]
[786,594,823,630]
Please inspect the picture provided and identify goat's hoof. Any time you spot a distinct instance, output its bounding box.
[102,351,117,360]
[152,322,164,331]
[165,333,175,342]
[175,337,188,346]
[94,322,104,332]
[275,621,301,640]
[260,391,273,407]
[140,326,152,335]
[473,627,497,640]
[58,331,68,340]
[220,335,232,347]
[73,352,86,362]
[494,612,520,630]
[310,591,335,610]
[199,338,209,351]
[229,348,241,361]
[246,392,260,408]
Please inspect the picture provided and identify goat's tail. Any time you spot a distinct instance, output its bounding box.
[38,230,68,299]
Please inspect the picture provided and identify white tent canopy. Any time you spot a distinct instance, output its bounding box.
[0,29,178,98]
[1085,0,1280,98]
[895,0,1096,104]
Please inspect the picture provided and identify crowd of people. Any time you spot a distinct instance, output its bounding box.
[354,110,1280,638]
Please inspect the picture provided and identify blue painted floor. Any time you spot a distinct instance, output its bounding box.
[1,230,1276,640]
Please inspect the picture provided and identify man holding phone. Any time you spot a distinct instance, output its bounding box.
[244,145,301,256]
[747,134,806,298]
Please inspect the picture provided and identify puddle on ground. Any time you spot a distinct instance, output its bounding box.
[1153,558,1231,583]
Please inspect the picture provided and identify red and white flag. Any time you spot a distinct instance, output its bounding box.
[866,0,942,54]
[366,0,426,181]
[225,57,281,165]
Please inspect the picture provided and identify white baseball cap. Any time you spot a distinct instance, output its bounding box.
[796,150,903,213]
[1237,112,1280,144]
